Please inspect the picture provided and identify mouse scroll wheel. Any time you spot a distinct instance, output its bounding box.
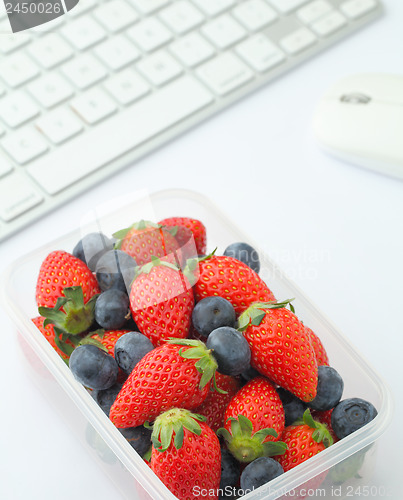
[340,93,371,104]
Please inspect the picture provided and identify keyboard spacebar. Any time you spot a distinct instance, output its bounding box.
[27,76,214,196]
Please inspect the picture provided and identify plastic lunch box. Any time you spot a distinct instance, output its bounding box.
[1,189,393,500]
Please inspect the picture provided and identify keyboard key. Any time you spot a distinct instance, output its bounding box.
[62,54,108,90]
[196,53,254,96]
[0,53,39,88]
[297,0,332,24]
[71,88,117,125]
[191,0,235,17]
[104,69,150,105]
[201,15,247,50]
[0,172,43,222]
[312,11,346,36]
[94,35,141,71]
[67,0,97,17]
[280,27,317,54]
[232,0,278,32]
[36,108,83,144]
[137,51,183,86]
[27,34,74,70]
[1,127,48,164]
[128,0,169,14]
[127,17,172,52]
[170,33,215,68]
[28,74,74,109]
[27,76,213,195]
[266,0,309,13]
[61,16,106,51]
[341,0,377,19]
[0,92,39,128]
[159,1,204,35]
[93,0,139,33]
[0,23,31,54]
[236,34,285,72]
[0,155,12,178]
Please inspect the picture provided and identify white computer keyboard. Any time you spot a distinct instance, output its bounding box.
[0,0,382,241]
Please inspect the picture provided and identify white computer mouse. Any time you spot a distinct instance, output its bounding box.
[313,73,403,180]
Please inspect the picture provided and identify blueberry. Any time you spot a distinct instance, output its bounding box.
[206,327,251,376]
[277,387,307,426]
[92,382,123,415]
[224,242,260,274]
[240,365,261,383]
[69,344,119,390]
[220,448,240,490]
[331,398,378,440]
[96,250,137,293]
[240,457,283,492]
[114,332,154,375]
[192,297,236,338]
[95,289,130,330]
[73,232,114,271]
[308,365,344,411]
[119,426,152,456]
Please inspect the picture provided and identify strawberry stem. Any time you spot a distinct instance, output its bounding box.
[217,415,287,463]
[150,408,206,452]
[237,299,295,332]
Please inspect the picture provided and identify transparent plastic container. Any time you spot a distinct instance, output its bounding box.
[1,189,393,500]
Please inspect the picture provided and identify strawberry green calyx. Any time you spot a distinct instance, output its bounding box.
[136,255,179,276]
[217,415,287,463]
[296,409,334,448]
[150,408,206,452]
[166,338,225,393]
[182,248,217,285]
[38,286,98,335]
[237,299,295,332]
[113,220,161,249]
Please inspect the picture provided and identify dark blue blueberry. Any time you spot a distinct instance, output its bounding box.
[73,232,114,271]
[119,426,152,456]
[114,331,154,375]
[192,297,236,338]
[277,387,307,426]
[240,457,284,492]
[69,344,119,390]
[240,365,261,384]
[92,382,123,415]
[220,448,240,490]
[95,289,130,330]
[308,365,344,411]
[331,398,378,440]
[95,250,137,293]
[206,327,251,376]
[224,242,260,274]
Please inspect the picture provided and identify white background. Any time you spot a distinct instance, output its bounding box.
[1,0,403,498]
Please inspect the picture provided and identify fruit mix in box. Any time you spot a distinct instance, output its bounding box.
[32,217,377,499]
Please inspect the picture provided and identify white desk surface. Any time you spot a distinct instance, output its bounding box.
[1,1,402,498]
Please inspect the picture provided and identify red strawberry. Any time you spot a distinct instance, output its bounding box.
[109,339,219,428]
[311,409,338,443]
[129,260,194,346]
[36,250,100,309]
[193,255,275,314]
[158,217,207,255]
[90,329,129,357]
[32,316,74,360]
[238,302,318,403]
[114,220,179,266]
[194,373,241,433]
[218,377,286,463]
[306,327,329,366]
[150,409,221,500]
[275,409,333,472]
